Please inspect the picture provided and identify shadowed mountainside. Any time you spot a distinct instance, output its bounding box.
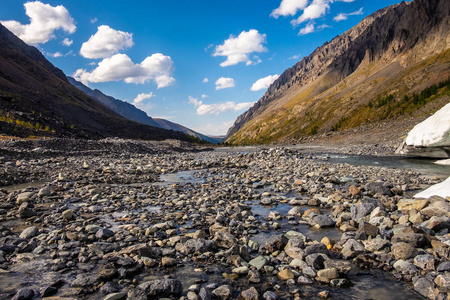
[0,23,193,142]
[68,77,221,144]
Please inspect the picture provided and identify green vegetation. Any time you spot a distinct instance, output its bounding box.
[331,116,349,131]
[0,111,54,133]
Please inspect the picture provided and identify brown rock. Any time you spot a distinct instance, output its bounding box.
[277,269,294,281]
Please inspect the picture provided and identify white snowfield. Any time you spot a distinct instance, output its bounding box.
[406,102,450,147]
[414,176,450,199]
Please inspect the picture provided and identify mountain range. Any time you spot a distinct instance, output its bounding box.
[67,77,222,144]
[0,23,197,142]
[225,0,450,145]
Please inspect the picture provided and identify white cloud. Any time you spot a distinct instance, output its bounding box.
[203,78,209,83]
[133,92,155,105]
[73,53,175,88]
[46,52,63,58]
[90,18,98,24]
[189,96,254,115]
[289,54,302,60]
[292,0,330,26]
[80,25,134,59]
[317,24,332,29]
[251,74,280,91]
[201,94,208,99]
[299,22,316,35]
[0,1,75,45]
[271,0,308,18]
[213,29,268,67]
[334,7,364,22]
[62,38,73,46]
[215,77,235,90]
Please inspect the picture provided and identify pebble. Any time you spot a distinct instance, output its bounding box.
[0,138,445,299]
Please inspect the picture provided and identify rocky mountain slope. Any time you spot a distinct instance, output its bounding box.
[68,77,221,144]
[226,0,450,145]
[0,24,192,142]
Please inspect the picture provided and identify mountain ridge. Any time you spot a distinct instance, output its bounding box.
[226,0,450,145]
[68,77,222,144]
[0,23,193,142]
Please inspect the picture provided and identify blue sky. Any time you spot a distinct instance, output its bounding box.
[1,0,404,136]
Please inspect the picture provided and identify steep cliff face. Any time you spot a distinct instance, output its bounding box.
[226,0,450,145]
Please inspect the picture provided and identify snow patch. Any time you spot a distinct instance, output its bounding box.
[435,159,450,166]
[414,176,450,199]
[405,102,450,147]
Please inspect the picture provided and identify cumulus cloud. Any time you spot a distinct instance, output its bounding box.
[62,38,73,46]
[251,74,280,91]
[133,92,155,105]
[201,94,208,99]
[73,53,175,88]
[334,7,364,22]
[90,18,98,24]
[203,78,209,83]
[213,29,267,67]
[299,22,316,35]
[271,0,308,18]
[189,96,254,115]
[0,1,75,45]
[215,77,235,90]
[291,0,331,26]
[80,25,134,59]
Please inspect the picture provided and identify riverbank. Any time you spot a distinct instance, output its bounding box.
[0,138,449,299]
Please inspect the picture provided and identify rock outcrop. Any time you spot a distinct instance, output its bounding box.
[226,0,450,145]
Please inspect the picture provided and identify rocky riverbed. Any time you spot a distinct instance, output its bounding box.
[0,138,449,299]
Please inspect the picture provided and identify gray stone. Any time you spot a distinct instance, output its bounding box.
[435,274,450,292]
[393,260,419,274]
[413,277,435,299]
[212,285,233,300]
[421,201,450,218]
[12,288,35,300]
[263,291,278,300]
[264,234,288,252]
[138,279,183,298]
[391,242,417,260]
[249,256,269,270]
[317,268,339,280]
[18,202,36,218]
[364,182,392,196]
[306,253,326,270]
[102,293,126,300]
[298,275,314,284]
[310,215,335,228]
[341,239,365,259]
[213,231,237,248]
[38,186,51,197]
[16,192,34,204]
[62,209,74,220]
[96,228,115,240]
[19,226,38,239]
[391,233,429,248]
[362,238,390,252]
[238,286,259,300]
[413,254,435,271]
[351,198,382,222]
